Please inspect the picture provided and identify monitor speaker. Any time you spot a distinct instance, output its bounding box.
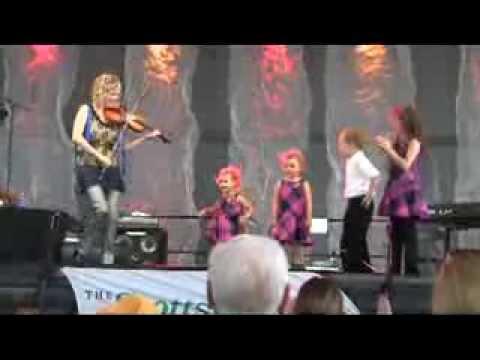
[113,228,168,266]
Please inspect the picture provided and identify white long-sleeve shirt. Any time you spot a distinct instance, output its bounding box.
[344,150,380,199]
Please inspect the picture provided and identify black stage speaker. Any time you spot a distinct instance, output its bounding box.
[0,207,69,313]
[0,207,68,270]
[114,227,168,266]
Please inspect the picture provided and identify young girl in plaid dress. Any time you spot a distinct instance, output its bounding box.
[375,105,429,276]
[199,166,254,246]
[271,148,313,268]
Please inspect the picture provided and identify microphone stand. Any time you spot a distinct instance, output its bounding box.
[1,97,32,193]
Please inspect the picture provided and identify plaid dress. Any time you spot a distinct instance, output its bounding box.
[271,179,312,246]
[378,141,429,219]
[205,197,245,245]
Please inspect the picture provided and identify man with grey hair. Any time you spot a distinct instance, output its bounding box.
[207,234,290,314]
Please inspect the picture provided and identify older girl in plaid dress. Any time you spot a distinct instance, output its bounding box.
[271,148,313,268]
[200,166,254,246]
[376,105,429,276]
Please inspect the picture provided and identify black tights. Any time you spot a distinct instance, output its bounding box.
[389,217,419,276]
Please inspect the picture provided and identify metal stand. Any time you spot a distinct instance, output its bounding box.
[6,102,14,193]
[1,98,31,193]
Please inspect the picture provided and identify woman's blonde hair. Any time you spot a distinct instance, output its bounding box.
[91,73,121,105]
[432,250,480,314]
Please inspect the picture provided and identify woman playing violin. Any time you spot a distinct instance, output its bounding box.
[72,73,161,265]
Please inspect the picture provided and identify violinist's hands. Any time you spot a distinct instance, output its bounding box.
[99,155,112,168]
[145,129,162,140]
[125,113,137,124]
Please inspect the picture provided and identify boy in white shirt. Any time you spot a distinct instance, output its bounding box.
[337,128,380,273]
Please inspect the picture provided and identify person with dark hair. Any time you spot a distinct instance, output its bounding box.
[337,127,380,273]
[293,277,343,315]
[375,105,429,276]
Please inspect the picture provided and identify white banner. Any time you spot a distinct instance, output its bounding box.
[61,268,359,315]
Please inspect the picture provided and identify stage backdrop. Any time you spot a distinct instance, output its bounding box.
[0,45,471,268]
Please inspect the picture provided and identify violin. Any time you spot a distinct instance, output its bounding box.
[102,106,171,144]
[103,106,146,132]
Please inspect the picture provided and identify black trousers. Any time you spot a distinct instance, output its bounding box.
[341,196,373,273]
[389,217,419,276]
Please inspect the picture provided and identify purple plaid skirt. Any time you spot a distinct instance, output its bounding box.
[205,198,245,244]
[271,179,312,246]
[379,143,429,219]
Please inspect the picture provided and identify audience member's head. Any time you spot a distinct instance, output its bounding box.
[208,234,290,314]
[293,276,344,315]
[97,294,160,315]
[432,250,480,314]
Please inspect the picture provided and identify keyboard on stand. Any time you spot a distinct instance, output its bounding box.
[427,203,480,252]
